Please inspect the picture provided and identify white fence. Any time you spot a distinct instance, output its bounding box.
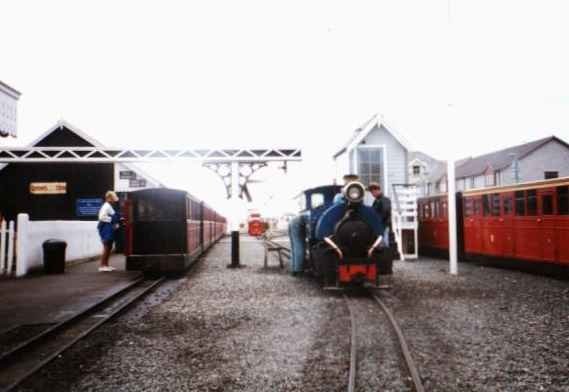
[15,214,101,276]
[0,220,16,276]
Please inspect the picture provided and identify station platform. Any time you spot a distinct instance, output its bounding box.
[0,254,141,334]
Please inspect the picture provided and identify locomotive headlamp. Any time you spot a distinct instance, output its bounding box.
[344,181,365,203]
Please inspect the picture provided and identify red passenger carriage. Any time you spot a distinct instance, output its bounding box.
[418,177,569,268]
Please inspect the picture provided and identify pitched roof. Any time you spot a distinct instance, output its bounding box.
[333,114,412,159]
[0,80,21,99]
[0,120,165,187]
[430,136,569,182]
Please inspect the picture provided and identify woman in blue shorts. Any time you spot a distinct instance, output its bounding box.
[97,191,120,272]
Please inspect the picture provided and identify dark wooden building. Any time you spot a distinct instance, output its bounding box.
[0,123,114,221]
[1,121,164,222]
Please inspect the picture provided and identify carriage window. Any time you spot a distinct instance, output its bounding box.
[482,195,491,216]
[464,198,474,217]
[434,200,440,218]
[515,191,525,216]
[503,196,513,215]
[557,186,569,215]
[542,195,554,215]
[527,190,537,215]
[474,199,481,216]
[442,200,448,218]
[491,194,501,216]
[311,193,325,209]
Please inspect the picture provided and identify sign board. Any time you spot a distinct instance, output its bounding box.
[129,179,147,188]
[119,170,137,180]
[30,182,67,194]
[76,198,103,217]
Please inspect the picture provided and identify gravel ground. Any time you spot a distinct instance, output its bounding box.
[17,237,352,392]
[15,238,569,392]
[380,257,569,392]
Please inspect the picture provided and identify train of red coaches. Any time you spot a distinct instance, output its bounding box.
[418,176,569,270]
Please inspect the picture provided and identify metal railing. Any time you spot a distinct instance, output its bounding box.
[391,184,419,260]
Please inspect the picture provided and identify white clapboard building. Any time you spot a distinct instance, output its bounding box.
[0,80,21,138]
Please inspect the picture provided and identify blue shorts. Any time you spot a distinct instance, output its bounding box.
[97,222,114,245]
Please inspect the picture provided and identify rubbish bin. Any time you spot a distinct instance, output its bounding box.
[43,239,67,274]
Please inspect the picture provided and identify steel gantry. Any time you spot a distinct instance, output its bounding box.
[0,146,302,268]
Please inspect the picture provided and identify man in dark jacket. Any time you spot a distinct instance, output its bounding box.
[368,182,391,246]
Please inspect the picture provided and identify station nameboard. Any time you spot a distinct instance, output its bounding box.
[30,182,67,195]
[76,198,103,217]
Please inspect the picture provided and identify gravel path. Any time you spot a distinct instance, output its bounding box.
[17,237,351,392]
[15,238,569,392]
[381,258,569,392]
[348,294,411,392]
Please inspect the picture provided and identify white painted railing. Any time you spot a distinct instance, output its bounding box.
[0,220,16,276]
[392,184,419,260]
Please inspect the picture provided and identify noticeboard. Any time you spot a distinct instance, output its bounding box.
[119,170,137,180]
[129,179,147,188]
[76,198,103,217]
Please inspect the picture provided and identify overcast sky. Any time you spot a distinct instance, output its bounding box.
[2,0,569,216]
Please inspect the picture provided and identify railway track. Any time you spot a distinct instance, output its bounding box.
[264,237,424,392]
[0,276,165,392]
[344,292,425,392]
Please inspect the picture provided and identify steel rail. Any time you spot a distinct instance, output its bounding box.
[0,275,145,364]
[371,293,425,392]
[0,277,165,392]
[344,294,357,392]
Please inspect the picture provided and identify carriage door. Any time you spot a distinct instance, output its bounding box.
[538,188,556,261]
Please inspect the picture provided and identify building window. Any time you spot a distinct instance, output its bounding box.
[470,177,475,188]
[545,171,559,179]
[357,147,383,188]
[485,172,495,186]
[494,171,501,186]
[412,165,421,175]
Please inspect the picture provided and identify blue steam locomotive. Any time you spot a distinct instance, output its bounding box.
[298,181,396,287]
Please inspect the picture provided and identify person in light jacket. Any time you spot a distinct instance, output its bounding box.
[97,191,121,272]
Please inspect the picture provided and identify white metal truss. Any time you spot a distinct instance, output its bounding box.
[0,147,302,163]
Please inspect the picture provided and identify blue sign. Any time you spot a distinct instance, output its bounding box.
[76,198,103,217]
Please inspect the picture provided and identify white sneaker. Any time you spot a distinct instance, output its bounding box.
[107,266,116,271]
[98,266,113,272]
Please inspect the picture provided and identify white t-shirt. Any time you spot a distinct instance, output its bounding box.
[98,202,115,223]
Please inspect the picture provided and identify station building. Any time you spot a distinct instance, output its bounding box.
[333,114,412,197]
[0,120,163,221]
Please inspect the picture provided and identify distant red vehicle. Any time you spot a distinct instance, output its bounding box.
[248,213,266,237]
[418,177,569,268]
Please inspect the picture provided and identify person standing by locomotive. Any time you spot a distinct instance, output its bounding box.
[97,191,121,272]
[368,182,391,246]
[288,212,307,276]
